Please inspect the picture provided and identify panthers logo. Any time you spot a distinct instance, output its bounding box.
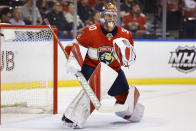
[98,46,115,65]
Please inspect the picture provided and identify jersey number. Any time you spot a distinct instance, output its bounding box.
[122,28,129,34]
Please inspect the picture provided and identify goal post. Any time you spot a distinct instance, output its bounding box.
[0,24,58,124]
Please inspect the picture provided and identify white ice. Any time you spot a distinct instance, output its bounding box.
[1,85,196,131]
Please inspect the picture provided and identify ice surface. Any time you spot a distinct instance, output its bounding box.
[1,85,196,131]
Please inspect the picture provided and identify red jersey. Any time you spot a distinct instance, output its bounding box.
[75,23,134,71]
[123,13,146,30]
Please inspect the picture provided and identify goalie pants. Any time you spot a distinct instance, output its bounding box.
[81,64,129,97]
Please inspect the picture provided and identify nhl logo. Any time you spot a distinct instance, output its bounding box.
[169,46,196,73]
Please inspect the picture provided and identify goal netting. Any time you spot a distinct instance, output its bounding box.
[0,25,58,124]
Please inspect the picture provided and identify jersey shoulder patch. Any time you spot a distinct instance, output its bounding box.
[117,26,131,37]
[87,24,99,31]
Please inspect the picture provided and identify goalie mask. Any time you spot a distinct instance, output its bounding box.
[113,38,136,67]
[102,2,117,31]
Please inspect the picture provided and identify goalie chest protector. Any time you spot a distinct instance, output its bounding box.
[75,23,134,71]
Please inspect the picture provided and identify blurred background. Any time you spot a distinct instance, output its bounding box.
[0,0,195,40]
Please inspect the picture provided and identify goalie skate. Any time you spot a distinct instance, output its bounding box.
[62,115,79,129]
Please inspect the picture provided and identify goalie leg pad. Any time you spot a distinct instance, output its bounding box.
[62,89,90,128]
[115,103,144,122]
[63,62,118,128]
[115,85,144,122]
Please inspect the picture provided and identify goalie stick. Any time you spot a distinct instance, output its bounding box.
[44,18,101,110]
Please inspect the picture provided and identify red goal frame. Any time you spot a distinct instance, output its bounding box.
[0,24,58,124]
